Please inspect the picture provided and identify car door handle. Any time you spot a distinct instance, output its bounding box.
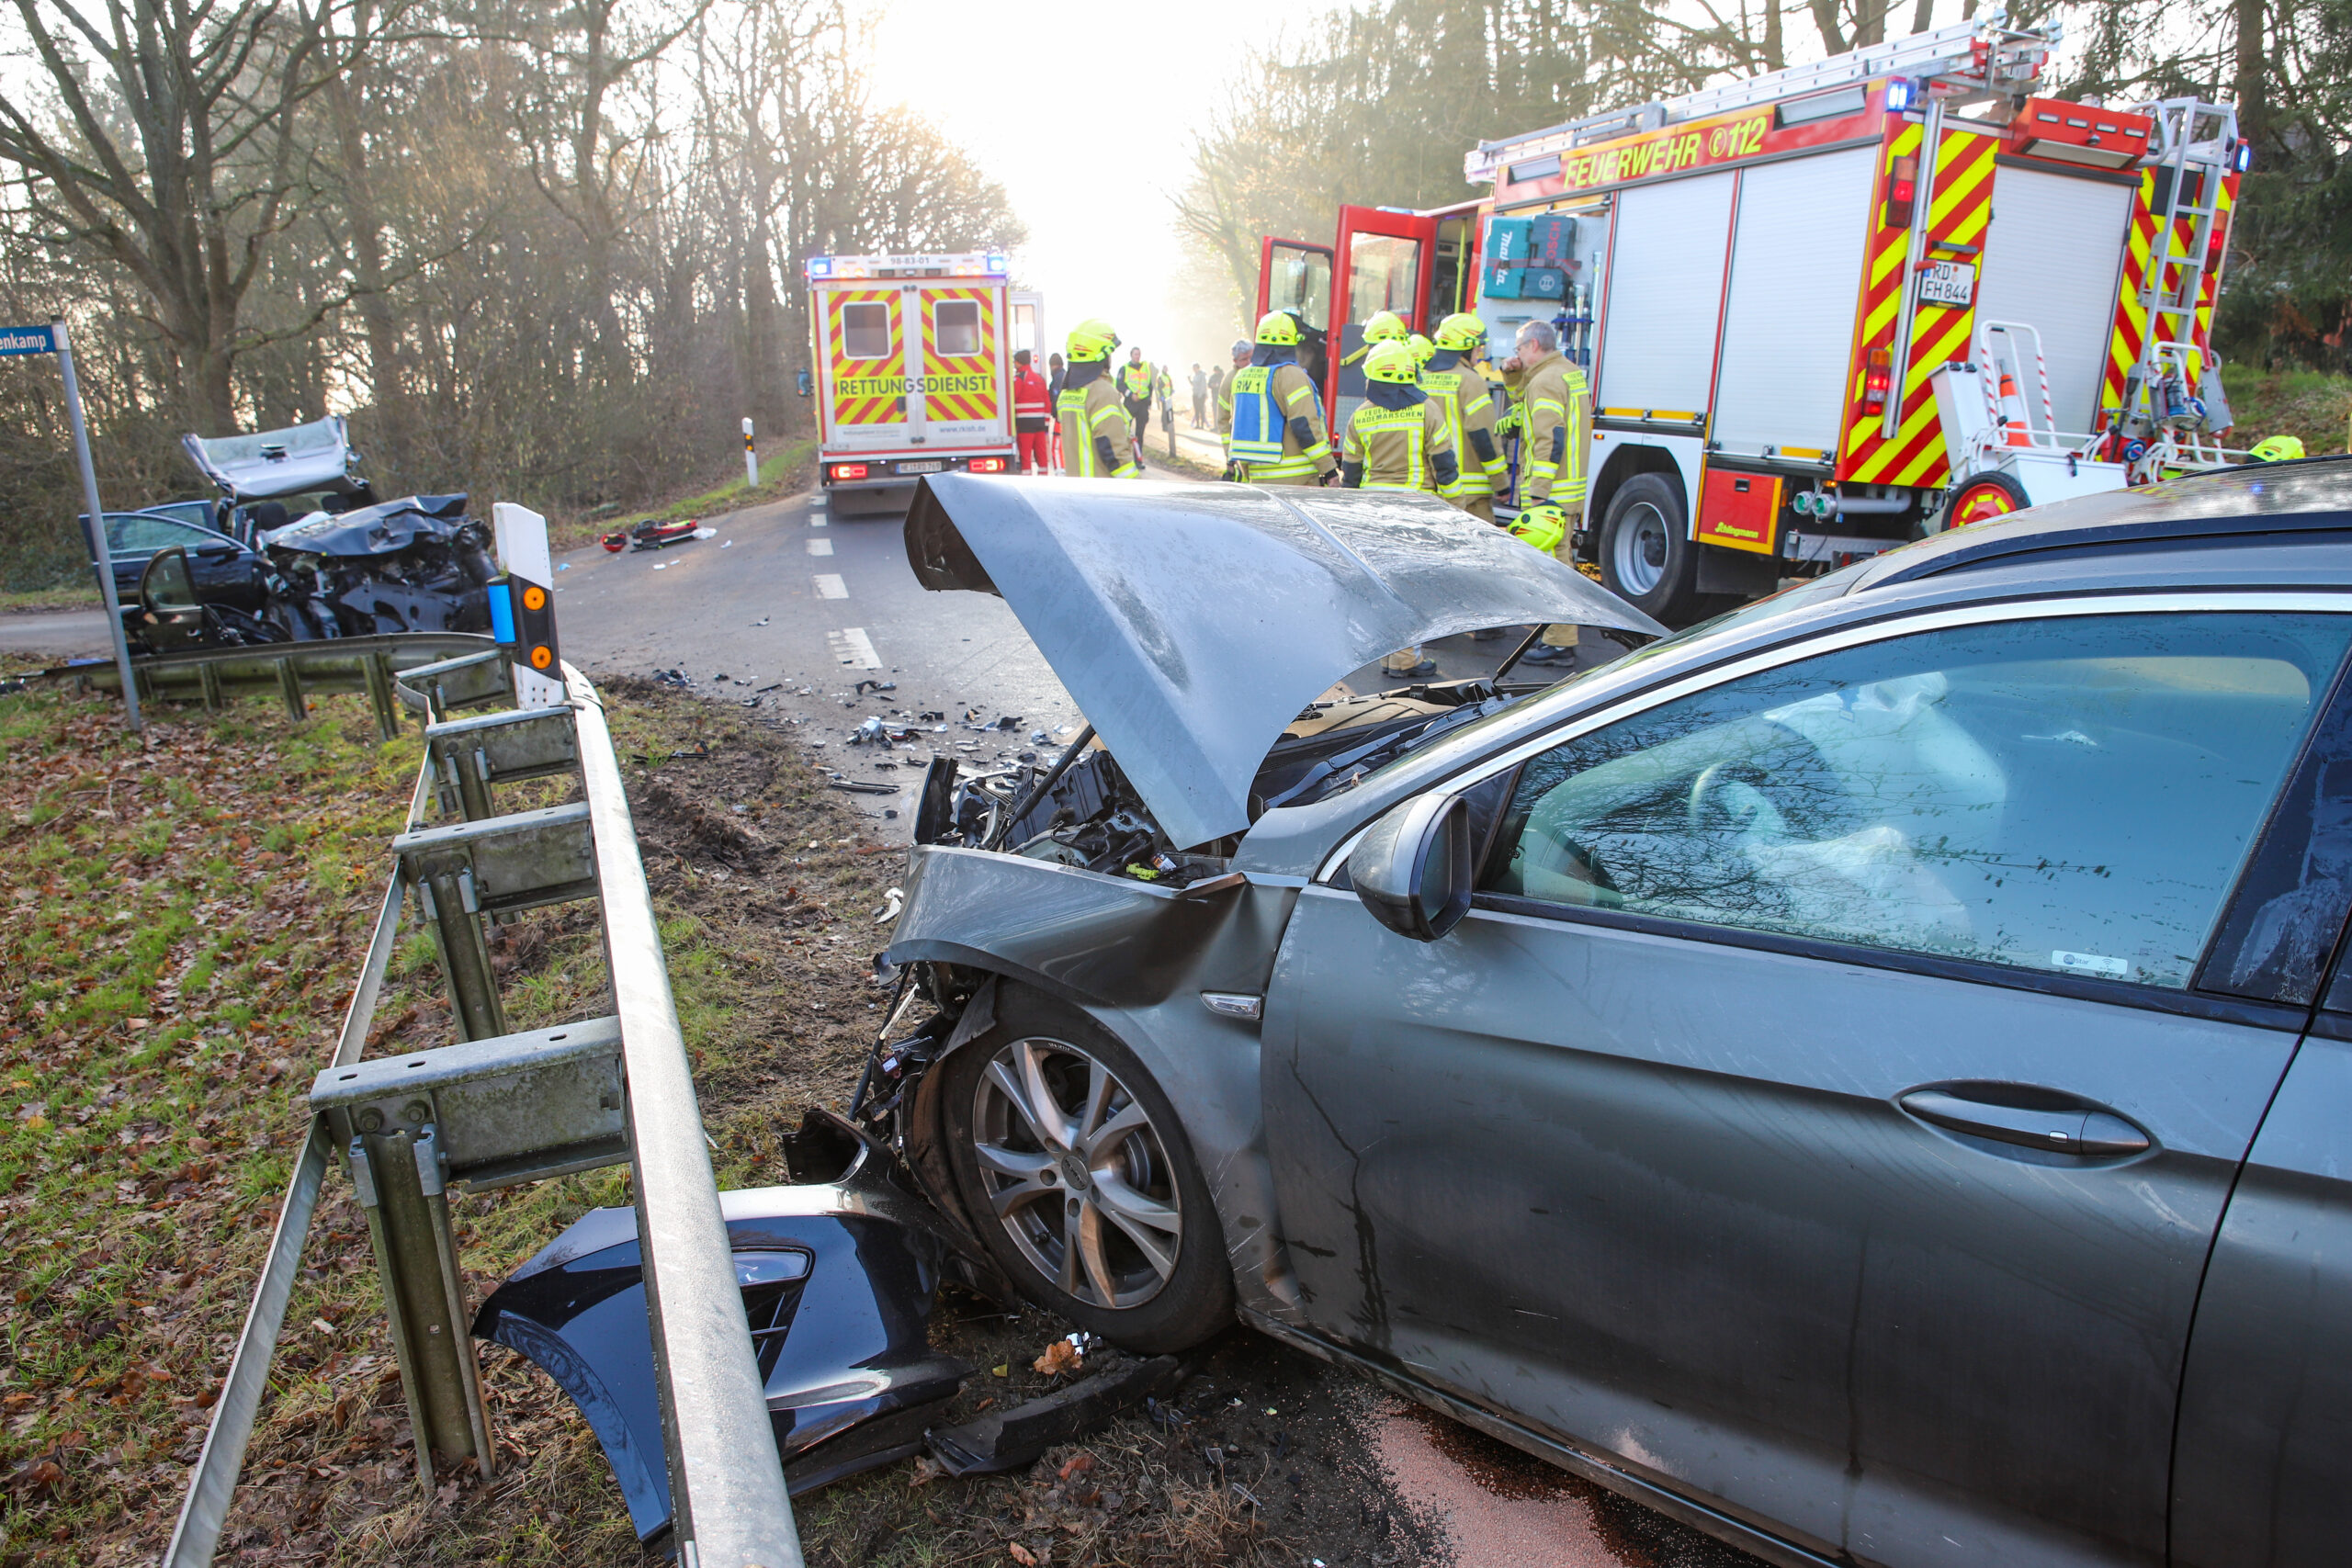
[1897,1088,2151,1157]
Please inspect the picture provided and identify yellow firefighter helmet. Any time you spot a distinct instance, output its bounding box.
[1363,341,1420,386]
[1067,319,1121,362]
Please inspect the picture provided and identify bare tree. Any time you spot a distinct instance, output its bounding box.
[0,0,378,432]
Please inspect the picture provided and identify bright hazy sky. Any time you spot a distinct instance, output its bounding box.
[868,0,1347,368]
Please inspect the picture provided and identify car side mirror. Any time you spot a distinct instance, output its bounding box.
[1347,792,1474,942]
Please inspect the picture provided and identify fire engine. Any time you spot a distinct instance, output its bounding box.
[1256,11,2247,620]
[805,253,1044,513]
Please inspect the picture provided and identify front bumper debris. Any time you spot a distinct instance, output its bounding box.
[472,1134,970,1542]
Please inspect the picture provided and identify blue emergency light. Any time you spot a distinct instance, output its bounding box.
[807,256,835,278]
[984,253,1009,276]
[1885,78,1916,113]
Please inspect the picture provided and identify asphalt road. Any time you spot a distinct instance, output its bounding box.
[553,468,1621,843]
[0,608,111,660]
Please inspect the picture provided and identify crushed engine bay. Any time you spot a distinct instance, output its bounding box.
[911,677,1532,884]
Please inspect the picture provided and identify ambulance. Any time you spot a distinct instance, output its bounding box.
[1258,12,2248,620]
[805,253,1044,513]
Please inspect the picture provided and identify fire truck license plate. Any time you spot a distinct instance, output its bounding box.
[1917,261,1976,308]
[896,459,944,474]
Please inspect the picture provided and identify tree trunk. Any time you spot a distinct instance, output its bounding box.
[326,71,412,468]
[2233,0,2267,149]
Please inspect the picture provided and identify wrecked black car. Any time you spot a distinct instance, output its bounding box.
[179,417,492,637]
[258,493,495,636]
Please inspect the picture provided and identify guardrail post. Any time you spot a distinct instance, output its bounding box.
[276,657,307,722]
[198,662,223,712]
[364,653,401,742]
[345,1128,492,1479]
[412,870,505,1041]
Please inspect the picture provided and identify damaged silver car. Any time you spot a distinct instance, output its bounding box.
[855,468,2352,1568]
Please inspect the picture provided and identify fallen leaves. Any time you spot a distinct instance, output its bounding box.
[1034,1338,1084,1378]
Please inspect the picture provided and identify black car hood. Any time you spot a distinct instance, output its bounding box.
[905,475,1663,849]
[263,493,472,556]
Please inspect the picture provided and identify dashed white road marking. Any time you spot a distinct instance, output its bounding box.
[808,536,833,556]
[813,573,847,598]
[828,627,881,669]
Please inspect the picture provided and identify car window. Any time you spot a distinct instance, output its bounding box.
[105,513,209,555]
[1484,612,2352,988]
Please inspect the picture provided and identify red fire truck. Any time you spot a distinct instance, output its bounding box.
[806,252,1045,514]
[1258,15,2247,619]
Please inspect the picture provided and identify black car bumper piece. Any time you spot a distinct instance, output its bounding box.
[472,1146,970,1543]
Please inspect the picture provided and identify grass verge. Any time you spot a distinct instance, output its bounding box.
[0,587,100,616]
[2224,368,2352,456]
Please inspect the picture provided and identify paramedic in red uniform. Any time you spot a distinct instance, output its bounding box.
[1012,349,1052,475]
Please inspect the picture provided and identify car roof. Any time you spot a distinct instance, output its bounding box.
[1847,457,2352,593]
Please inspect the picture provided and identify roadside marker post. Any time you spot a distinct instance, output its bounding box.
[2,318,141,730]
[743,415,760,490]
[491,502,564,709]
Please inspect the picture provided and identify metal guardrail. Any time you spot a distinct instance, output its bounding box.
[36,632,499,741]
[161,648,803,1568]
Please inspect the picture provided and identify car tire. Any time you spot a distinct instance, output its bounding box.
[1600,472,1701,624]
[937,988,1234,1352]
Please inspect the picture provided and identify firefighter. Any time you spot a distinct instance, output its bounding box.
[1057,320,1139,479]
[1011,349,1052,475]
[1340,309,1410,372]
[1422,311,1509,525]
[1502,319,1589,665]
[1215,338,1249,443]
[1120,347,1156,462]
[1227,311,1338,486]
[1342,338,1457,678]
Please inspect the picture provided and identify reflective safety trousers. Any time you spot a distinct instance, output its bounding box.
[1343,400,1453,491]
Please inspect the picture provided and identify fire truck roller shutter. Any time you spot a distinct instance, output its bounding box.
[1711,147,1877,456]
[1973,164,2137,434]
[1592,170,1736,419]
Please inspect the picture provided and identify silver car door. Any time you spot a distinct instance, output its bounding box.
[1262,599,2352,1568]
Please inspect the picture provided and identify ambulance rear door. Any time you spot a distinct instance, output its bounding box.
[819,281,914,453]
[913,280,1010,452]
[1009,291,1047,367]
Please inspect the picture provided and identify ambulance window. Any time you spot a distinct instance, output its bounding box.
[1348,234,1420,326]
[935,299,983,355]
[842,303,892,359]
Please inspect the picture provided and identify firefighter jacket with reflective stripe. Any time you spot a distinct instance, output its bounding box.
[1057,365,1138,478]
[1012,366,1051,430]
[1227,360,1334,484]
[1421,352,1507,502]
[1120,363,1156,401]
[1342,393,1455,492]
[1514,349,1589,508]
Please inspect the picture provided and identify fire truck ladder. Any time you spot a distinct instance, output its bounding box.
[2134,97,2238,383]
[1463,11,2056,183]
[2124,99,2242,470]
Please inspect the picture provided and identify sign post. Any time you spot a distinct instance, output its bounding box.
[1,319,140,731]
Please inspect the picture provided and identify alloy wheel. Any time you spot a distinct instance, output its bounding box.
[969,1036,1184,1310]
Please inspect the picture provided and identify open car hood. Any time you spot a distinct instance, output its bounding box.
[904,475,1665,849]
[182,415,360,502]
